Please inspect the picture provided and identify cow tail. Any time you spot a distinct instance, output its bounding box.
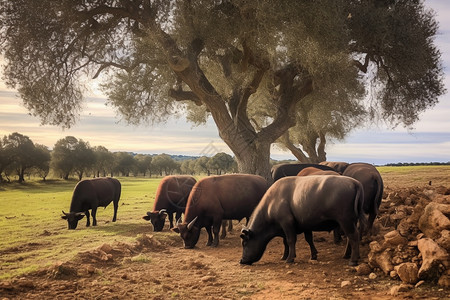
[354,181,367,235]
[373,176,384,216]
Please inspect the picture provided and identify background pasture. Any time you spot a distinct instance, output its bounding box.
[0,165,449,280]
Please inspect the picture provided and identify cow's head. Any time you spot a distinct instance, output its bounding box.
[61,210,85,230]
[142,210,168,231]
[239,227,267,265]
[171,216,200,249]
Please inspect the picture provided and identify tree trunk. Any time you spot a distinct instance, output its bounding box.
[234,141,272,182]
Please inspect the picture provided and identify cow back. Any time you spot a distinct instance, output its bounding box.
[249,175,363,230]
[342,163,383,214]
[153,175,197,212]
[70,177,120,211]
[319,161,349,174]
[271,163,335,182]
[184,174,268,222]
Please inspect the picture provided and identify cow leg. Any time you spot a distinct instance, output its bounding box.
[205,226,213,246]
[112,200,118,222]
[367,212,376,235]
[220,220,227,239]
[281,237,289,260]
[212,220,222,247]
[333,228,343,244]
[85,210,91,227]
[91,207,97,226]
[280,223,297,263]
[304,231,318,260]
[341,223,360,266]
[228,220,233,232]
[168,212,175,229]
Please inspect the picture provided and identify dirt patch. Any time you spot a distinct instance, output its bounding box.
[1,186,449,299]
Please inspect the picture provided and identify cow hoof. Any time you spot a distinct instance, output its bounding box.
[285,258,294,264]
[348,261,358,266]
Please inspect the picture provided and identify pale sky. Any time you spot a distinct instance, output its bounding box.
[0,0,449,165]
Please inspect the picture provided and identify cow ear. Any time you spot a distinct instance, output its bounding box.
[171,227,180,234]
[159,212,168,220]
[142,215,151,221]
[76,214,85,220]
[61,215,68,220]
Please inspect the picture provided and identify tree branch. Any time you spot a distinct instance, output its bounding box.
[278,132,310,163]
[168,89,202,105]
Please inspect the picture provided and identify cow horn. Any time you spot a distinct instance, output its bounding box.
[159,209,167,215]
[75,212,85,216]
[187,216,198,231]
[62,210,68,216]
[175,217,182,227]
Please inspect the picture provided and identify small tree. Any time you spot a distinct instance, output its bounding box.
[207,152,234,175]
[133,154,152,176]
[113,152,135,177]
[72,139,95,180]
[194,156,211,176]
[93,145,114,177]
[0,137,13,182]
[32,144,51,181]
[151,154,178,176]
[3,132,37,182]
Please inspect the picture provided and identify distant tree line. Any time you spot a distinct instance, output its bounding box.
[0,132,239,183]
[385,162,450,167]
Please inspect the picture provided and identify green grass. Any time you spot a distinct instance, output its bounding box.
[0,176,165,279]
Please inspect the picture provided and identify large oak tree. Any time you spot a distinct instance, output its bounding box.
[0,0,445,180]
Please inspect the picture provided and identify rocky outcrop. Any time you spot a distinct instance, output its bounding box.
[366,186,449,287]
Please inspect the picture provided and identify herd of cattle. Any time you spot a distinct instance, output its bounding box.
[61,162,383,266]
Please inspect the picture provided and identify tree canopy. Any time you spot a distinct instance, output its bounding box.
[0,0,445,180]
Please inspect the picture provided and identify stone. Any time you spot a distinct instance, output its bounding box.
[369,273,377,280]
[417,238,449,280]
[415,280,425,288]
[383,230,408,247]
[355,263,372,276]
[394,262,419,284]
[98,243,113,253]
[200,275,216,283]
[438,270,450,288]
[369,241,383,253]
[390,270,398,279]
[436,230,450,250]
[418,202,450,239]
[341,281,351,287]
[390,284,413,296]
[369,250,393,274]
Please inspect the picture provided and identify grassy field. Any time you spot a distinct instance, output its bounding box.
[0,166,448,279]
[0,176,168,279]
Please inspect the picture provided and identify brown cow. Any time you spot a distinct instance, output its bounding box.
[297,166,340,176]
[319,161,349,174]
[172,174,268,248]
[342,163,383,233]
[142,175,196,231]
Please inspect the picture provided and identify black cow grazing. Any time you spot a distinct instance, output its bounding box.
[61,177,121,230]
[342,163,384,233]
[271,163,335,182]
[240,175,366,266]
[172,174,268,248]
[319,161,349,174]
[142,175,197,231]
